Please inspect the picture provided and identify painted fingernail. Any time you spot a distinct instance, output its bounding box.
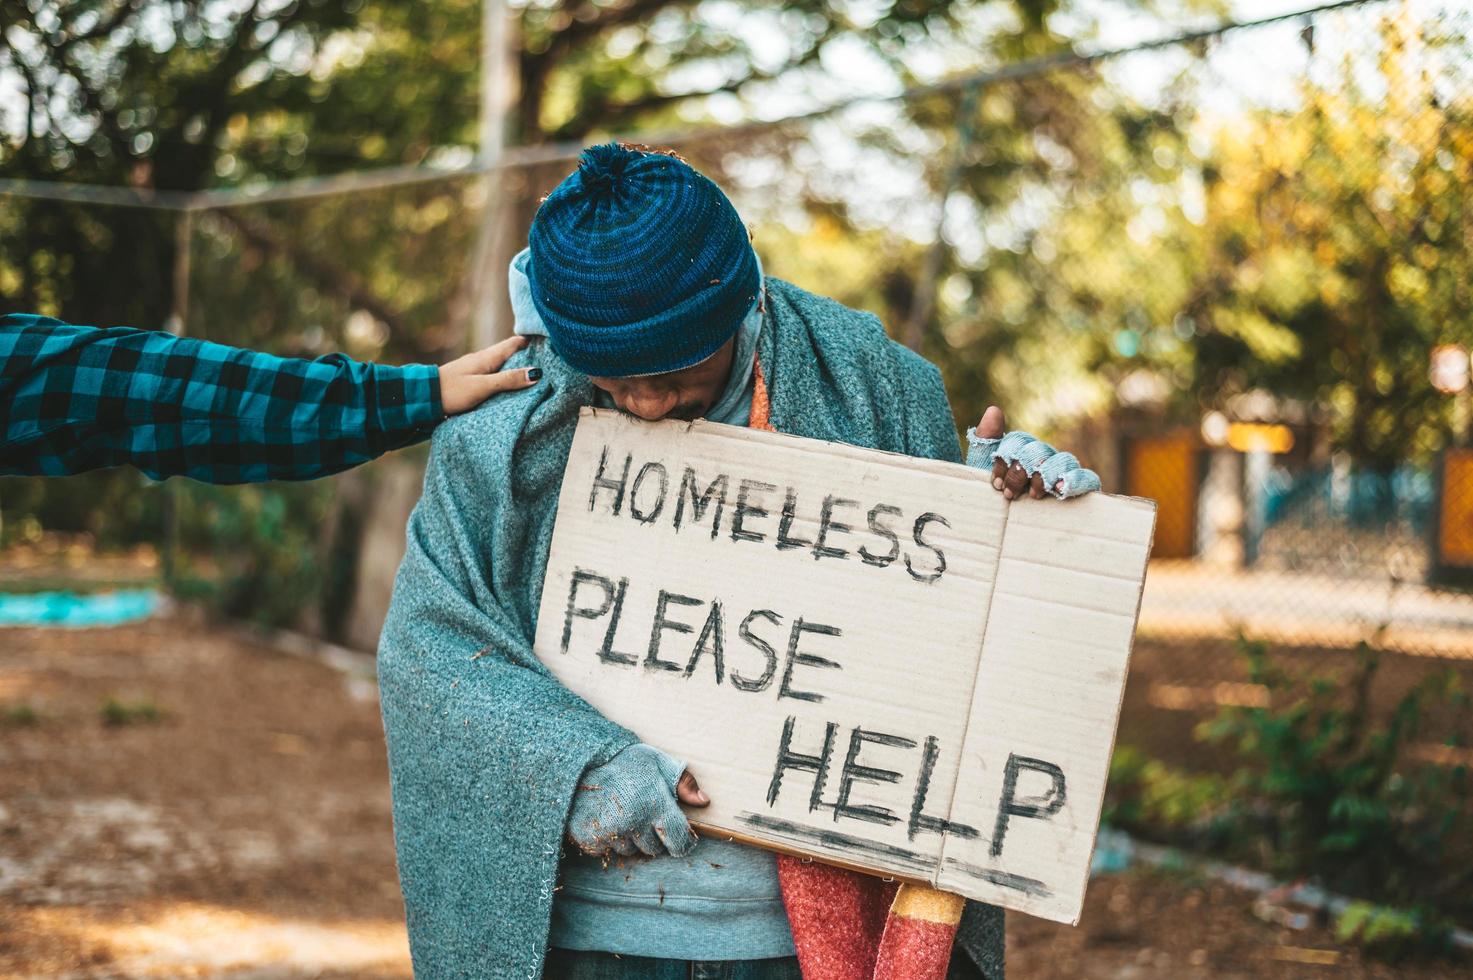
[527,367,543,382]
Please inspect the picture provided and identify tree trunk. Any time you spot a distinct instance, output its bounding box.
[455,2,525,350]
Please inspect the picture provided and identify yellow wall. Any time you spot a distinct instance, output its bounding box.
[1126,434,1197,559]
[1439,449,1473,568]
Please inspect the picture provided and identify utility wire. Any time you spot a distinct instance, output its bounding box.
[0,0,1383,212]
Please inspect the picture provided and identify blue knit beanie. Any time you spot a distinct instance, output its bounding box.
[527,143,760,378]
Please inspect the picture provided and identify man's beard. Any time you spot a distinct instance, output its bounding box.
[665,400,709,422]
[620,400,709,422]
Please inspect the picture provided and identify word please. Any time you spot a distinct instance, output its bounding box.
[560,568,846,703]
[586,445,952,583]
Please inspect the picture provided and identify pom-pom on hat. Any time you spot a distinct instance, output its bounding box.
[527,143,760,378]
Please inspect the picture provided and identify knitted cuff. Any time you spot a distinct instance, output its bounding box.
[1040,451,1102,497]
[964,427,1001,469]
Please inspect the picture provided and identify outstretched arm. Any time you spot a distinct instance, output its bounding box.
[0,315,535,481]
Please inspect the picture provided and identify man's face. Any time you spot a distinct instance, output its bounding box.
[588,336,736,422]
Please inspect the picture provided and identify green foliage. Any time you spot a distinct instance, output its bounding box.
[1103,744,1233,835]
[1110,637,1472,943]
[167,480,335,629]
[100,696,162,726]
[1334,901,1450,959]
[896,9,1473,458]
[0,0,1061,325]
[0,472,168,550]
[1197,638,1471,917]
[0,470,336,632]
[1,703,41,727]
[1175,24,1473,469]
[1201,633,1467,907]
[1138,637,1473,940]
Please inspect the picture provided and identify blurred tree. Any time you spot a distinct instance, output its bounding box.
[0,0,361,328]
[1180,14,1473,470]
[887,5,1473,462]
[743,37,1206,434]
[908,66,1201,434]
[0,0,1077,597]
[0,0,1071,332]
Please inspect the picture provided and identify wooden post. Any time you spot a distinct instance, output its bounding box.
[465,0,518,351]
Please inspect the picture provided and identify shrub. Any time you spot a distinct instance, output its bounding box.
[166,480,334,629]
[2,703,41,726]
[100,697,163,726]
[1196,638,1471,923]
[1104,744,1234,840]
[1335,901,1452,959]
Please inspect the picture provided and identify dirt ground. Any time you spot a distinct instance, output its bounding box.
[1,615,1467,979]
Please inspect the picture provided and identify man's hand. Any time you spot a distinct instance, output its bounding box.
[969,404,1101,500]
[567,745,708,859]
[438,335,540,415]
[975,405,1040,500]
[676,769,710,807]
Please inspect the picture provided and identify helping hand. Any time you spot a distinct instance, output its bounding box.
[438,335,541,415]
[567,744,709,858]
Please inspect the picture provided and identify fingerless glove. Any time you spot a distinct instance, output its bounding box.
[566,744,697,858]
[966,427,1102,499]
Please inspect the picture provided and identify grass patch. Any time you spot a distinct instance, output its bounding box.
[100,697,163,727]
[1,703,41,726]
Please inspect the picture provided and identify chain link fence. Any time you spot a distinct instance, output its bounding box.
[5,0,1471,778]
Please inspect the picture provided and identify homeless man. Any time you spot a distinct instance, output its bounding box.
[376,143,1100,980]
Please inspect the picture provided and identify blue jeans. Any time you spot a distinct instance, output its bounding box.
[544,947,989,979]
[544,950,801,979]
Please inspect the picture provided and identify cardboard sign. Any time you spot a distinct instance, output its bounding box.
[533,409,1155,923]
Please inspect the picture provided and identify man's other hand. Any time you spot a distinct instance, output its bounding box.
[970,404,1101,500]
[438,335,540,415]
[566,745,705,859]
[677,769,710,807]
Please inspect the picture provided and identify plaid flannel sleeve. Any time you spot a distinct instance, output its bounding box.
[1,315,443,482]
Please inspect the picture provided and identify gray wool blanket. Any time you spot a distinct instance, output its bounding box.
[377,277,1003,978]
